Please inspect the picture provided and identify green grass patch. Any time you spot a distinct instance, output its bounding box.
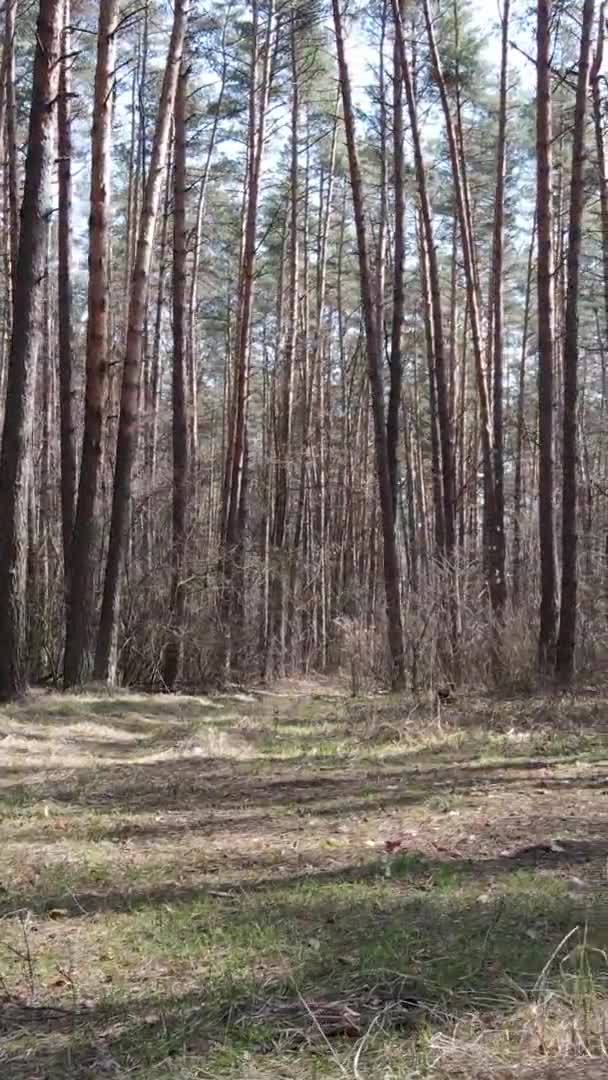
[0,688,607,1078]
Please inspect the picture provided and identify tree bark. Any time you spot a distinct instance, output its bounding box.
[187,23,229,484]
[487,0,510,626]
[95,0,190,684]
[332,0,406,689]
[555,0,595,682]
[388,0,405,516]
[513,220,535,605]
[536,0,558,672]
[162,60,189,690]
[5,0,19,288]
[421,0,491,565]
[221,0,275,675]
[0,0,62,699]
[591,9,608,344]
[57,0,77,579]
[269,11,299,676]
[63,0,119,687]
[392,0,455,560]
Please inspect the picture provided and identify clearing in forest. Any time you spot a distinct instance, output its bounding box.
[0,686,607,1079]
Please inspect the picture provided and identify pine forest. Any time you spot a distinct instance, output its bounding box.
[0,0,605,696]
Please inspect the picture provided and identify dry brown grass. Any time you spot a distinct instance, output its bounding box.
[0,687,607,1078]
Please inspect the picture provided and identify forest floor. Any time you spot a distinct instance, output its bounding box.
[0,683,607,1079]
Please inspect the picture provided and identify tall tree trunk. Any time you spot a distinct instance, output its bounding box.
[487,0,510,627]
[421,0,492,567]
[536,0,558,672]
[187,24,229,485]
[221,0,275,675]
[419,219,445,554]
[513,220,535,605]
[57,0,76,579]
[591,8,608,344]
[388,0,405,515]
[0,0,62,700]
[95,0,190,684]
[63,0,119,687]
[149,141,172,498]
[332,0,405,689]
[270,12,298,677]
[555,0,595,682]
[392,0,455,560]
[162,60,189,690]
[5,0,19,287]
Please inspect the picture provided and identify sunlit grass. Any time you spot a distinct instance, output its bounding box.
[0,687,607,1077]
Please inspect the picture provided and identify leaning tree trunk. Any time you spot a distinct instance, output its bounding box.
[63,0,120,687]
[536,0,558,673]
[95,0,190,684]
[0,0,62,700]
[162,60,189,690]
[555,0,595,682]
[332,0,406,689]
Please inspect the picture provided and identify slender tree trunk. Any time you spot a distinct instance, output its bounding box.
[221,0,275,675]
[536,0,558,672]
[63,0,119,687]
[375,1,388,338]
[187,28,229,484]
[555,0,595,682]
[591,9,608,343]
[392,0,455,559]
[57,0,77,579]
[419,220,445,553]
[332,0,405,689]
[487,0,510,626]
[95,0,190,684]
[38,229,52,648]
[421,0,492,565]
[270,13,298,676]
[388,0,405,515]
[163,61,189,690]
[0,0,62,700]
[513,220,535,605]
[149,145,173,499]
[5,0,19,287]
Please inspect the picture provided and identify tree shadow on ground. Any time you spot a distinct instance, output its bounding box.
[1,871,607,1079]
[2,746,606,817]
[1,837,606,920]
